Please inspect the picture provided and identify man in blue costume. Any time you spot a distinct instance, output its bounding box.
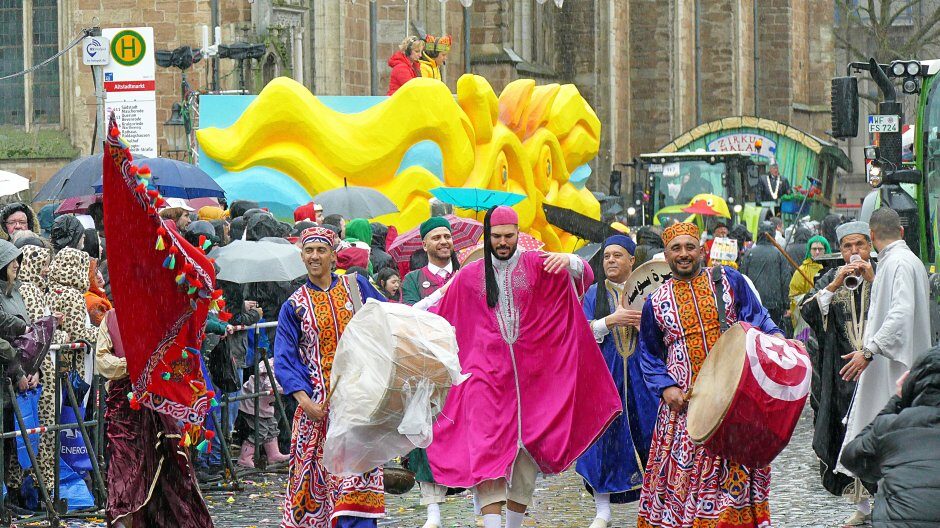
[274,227,387,528]
[577,235,658,528]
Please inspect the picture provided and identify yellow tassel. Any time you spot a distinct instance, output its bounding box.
[155,235,165,251]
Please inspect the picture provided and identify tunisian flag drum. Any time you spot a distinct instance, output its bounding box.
[687,322,811,467]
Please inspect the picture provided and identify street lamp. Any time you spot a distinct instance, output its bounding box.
[164,102,188,154]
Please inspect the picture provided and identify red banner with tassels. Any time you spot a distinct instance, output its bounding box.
[102,115,228,428]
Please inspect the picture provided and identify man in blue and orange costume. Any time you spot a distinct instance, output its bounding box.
[636,222,782,528]
[274,226,386,528]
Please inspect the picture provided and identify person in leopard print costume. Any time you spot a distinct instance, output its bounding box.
[16,245,71,493]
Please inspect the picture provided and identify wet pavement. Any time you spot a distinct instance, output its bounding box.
[9,409,859,527]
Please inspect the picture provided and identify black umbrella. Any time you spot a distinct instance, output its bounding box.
[575,242,604,280]
[542,203,619,243]
[35,153,144,202]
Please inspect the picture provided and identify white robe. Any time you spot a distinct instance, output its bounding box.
[836,239,932,475]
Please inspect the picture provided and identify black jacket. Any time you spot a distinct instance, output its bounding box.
[369,223,396,276]
[842,348,940,527]
[739,223,791,310]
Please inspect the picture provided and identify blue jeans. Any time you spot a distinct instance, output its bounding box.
[198,390,239,468]
[335,517,377,528]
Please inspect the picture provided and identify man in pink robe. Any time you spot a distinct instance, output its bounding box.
[424,206,622,528]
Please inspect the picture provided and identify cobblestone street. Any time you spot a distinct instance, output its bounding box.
[11,409,857,528]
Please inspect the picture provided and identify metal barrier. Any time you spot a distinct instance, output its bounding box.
[0,321,294,520]
[0,341,107,527]
[201,320,291,493]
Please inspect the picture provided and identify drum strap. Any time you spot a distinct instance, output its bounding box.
[711,266,728,333]
[346,272,363,313]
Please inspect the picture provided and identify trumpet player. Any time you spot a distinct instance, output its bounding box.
[799,221,874,526]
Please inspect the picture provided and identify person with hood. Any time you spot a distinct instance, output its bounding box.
[12,243,69,505]
[739,221,792,328]
[0,202,39,239]
[11,230,49,250]
[369,222,396,276]
[198,206,227,222]
[841,348,940,527]
[632,226,664,267]
[49,246,97,349]
[51,214,86,253]
[0,238,36,493]
[246,212,287,241]
[228,199,260,219]
[419,34,450,81]
[821,214,844,251]
[387,35,424,95]
[340,218,374,273]
[785,224,814,266]
[37,203,56,238]
[293,202,323,225]
[788,235,830,331]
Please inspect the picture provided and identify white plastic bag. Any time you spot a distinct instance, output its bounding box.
[323,299,467,475]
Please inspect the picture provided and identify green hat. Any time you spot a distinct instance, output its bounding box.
[420,216,452,239]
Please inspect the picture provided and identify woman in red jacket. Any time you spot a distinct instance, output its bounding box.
[387,36,424,95]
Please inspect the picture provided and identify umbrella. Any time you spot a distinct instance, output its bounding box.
[575,242,604,280]
[56,194,102,214]
[209,239,307,283]
[542,203,619,243]
[430,187,525,211]
[0,170,30,198]
[388,214,484,265]
[682,200,723,217]
[94,157,225,199]
[36,154,136,202]
[313,185,398,219]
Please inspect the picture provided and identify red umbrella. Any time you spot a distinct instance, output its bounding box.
[55,194,102,214]
[388,214,484,267]
[682,200,721,217]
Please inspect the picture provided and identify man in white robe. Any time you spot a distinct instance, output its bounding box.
[837,207,932,518]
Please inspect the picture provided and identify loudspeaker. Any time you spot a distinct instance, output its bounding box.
[831,77,859,138]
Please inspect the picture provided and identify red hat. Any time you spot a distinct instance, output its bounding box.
[294,201,322,222]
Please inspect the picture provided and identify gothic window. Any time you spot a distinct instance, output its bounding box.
[0,0,60,127]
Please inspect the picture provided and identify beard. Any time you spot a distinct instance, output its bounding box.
[668,256,702,280]
[493,243,518,261]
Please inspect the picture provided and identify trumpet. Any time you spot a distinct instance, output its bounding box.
[844,254,863,290]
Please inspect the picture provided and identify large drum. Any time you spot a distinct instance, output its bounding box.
[687,322,811,468]
[323,299,466,476]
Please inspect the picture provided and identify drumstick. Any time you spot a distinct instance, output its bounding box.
[762,232,812,285]
[325,375,340,405]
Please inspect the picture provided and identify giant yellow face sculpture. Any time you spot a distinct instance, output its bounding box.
[196,75,602,252]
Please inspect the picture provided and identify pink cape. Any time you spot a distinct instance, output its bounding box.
[427,251,621,487]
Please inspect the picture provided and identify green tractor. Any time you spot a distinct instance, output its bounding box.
[831,58,940,343]
[635,151,772,233]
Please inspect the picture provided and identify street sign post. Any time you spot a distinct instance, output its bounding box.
[102,27,157,157]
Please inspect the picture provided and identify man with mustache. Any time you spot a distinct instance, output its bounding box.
[423,206,621,528]
[399,215,459,528]
[636,222,782,528]
[274,227,387,528]
[576,235,658,528]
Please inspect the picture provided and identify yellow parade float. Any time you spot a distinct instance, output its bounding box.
[196,75,601,252]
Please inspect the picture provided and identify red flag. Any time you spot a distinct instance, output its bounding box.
[102,116,221,425]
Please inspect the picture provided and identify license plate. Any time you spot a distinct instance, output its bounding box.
[868,114,899,133]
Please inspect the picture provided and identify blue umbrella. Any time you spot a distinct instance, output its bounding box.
[35,154,133,202]
[430,187,525,212]
[93,157,225,199]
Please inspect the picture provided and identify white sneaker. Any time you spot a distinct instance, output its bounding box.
[589,518,608,528]
[421,523,441,528]
[842,511,871,526]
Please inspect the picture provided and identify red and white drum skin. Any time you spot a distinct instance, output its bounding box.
[687,322,812,468]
